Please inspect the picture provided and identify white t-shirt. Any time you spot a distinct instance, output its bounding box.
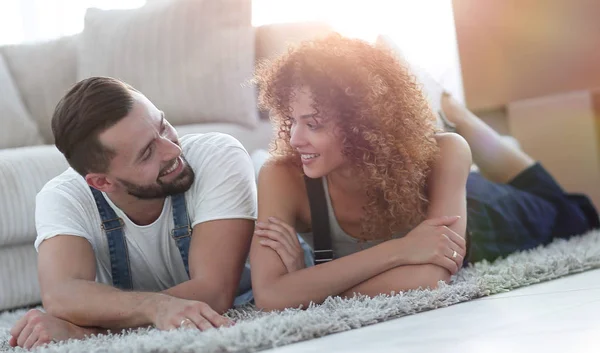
[35,133,257,291]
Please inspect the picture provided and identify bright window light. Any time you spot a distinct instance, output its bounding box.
[252,0,464,101]
[0,0,146,45]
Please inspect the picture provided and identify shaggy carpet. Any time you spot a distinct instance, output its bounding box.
[1,229,599,353]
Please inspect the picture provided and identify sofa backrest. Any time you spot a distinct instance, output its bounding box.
[0,35,78,144]
[0,1,333,147]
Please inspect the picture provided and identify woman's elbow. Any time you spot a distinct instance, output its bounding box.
[215,293,236,314]
[253,283,303,312]
[253,289,282,312]
[418,264,451,289]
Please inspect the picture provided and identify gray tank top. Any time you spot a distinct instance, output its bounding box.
[299,177,407,258]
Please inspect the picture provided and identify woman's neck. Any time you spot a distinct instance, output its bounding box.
[327,166,364,196]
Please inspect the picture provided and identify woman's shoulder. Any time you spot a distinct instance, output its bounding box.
[434,132,472,167]
[259,156,302,180]
[257,157,307,198]
[257,157,312,230]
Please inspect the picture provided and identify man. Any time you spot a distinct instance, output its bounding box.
[9,77,257,349]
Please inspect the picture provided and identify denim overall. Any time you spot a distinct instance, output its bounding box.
[90,187,254,306]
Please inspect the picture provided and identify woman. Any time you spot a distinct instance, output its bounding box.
[249,34,599,311]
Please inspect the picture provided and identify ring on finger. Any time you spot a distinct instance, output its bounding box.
[180,318,193,328]
[452,250,458,259]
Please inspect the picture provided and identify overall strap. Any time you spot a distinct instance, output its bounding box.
[303,176,333,264]
[170,193,255,306]
[170,193,192,277]
[170,192,256,306]
[90,187,133,290]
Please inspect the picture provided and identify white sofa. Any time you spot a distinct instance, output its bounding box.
[0,0,333,311]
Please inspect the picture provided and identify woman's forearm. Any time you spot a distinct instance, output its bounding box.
[340,264,451,298]
[253,239,408,311]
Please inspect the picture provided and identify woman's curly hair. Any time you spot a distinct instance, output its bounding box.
[255,33,441,240]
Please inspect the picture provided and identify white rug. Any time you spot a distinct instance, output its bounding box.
[2,229,600,353]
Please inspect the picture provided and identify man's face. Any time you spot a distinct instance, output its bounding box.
[96,91,194,199]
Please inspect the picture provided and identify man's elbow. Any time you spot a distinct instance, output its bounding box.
[41,288,70,319]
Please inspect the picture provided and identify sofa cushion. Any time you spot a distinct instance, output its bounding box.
[0,54,44,149]
[0,243,41,311]
[174,119,274,155]
[0,145,69,247]
[1,35,78,144]
[250,148,270,181]
[254,22,333,120]
[78,0,258,129]
[255,22,334,62]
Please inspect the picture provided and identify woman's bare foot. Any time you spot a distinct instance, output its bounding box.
[438,92,534,183]
[439,93,466,131]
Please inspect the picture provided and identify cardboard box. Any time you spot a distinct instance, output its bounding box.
[454,0,600,112]
[507,90,600,211]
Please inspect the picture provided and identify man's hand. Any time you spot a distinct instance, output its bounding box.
[151,296,233,331]
[254,217,306,273]
[9,309,92,349]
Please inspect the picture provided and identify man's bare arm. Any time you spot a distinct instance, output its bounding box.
[39,235,172,329]
[162,218,254,313]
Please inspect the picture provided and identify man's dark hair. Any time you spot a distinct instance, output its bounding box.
[52,76,140,176]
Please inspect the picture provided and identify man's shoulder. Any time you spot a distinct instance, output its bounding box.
[181,133,256,199]
[180,132,247,155]
[38,168,90,201]
[180,132,251,175]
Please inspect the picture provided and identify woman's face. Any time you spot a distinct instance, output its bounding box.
[288,87,348,178]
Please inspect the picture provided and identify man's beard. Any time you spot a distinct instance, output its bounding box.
[118,156,195,200]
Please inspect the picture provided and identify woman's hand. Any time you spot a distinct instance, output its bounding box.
[255,217,306,273]
[399,215,467,274]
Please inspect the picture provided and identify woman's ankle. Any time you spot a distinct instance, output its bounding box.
[439,93,467,130]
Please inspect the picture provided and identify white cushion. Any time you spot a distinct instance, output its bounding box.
[0,54,44,149]
[250,149,270,180]
[254,22,334,120]
[1,35,78,144]
[0,145,69,247]
[78,0,258,128]
[0,244,40,310]
[174,119,274,155]
[255,22,334,62]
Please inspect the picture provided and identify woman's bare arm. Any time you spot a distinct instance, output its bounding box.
[250,159,465,311]
[339,133,472,297]
[426,133,472,242]
[340,264,451,298]
[250,161,414,311]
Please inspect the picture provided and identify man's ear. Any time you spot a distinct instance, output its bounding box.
[85,173,117,193]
